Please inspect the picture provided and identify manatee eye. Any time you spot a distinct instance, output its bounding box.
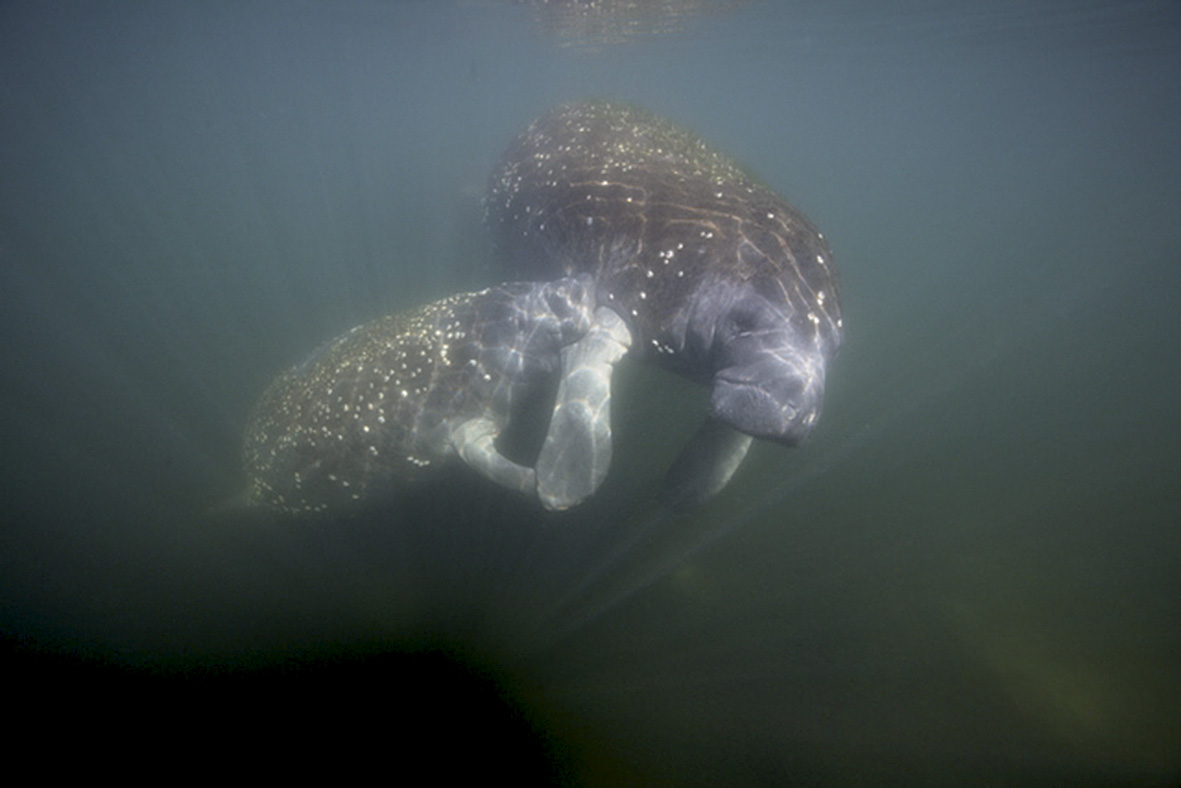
[728,307,761,336]
[725,290,786,339]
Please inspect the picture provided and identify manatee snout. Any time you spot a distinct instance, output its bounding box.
[710,346,826,444]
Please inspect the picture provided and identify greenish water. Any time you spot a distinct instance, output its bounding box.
[1,1,1178,784]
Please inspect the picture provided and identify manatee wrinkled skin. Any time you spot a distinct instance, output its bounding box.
[486,101,843,506]
[243,277,597,515]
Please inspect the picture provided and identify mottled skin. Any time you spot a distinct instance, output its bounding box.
[486,101,843,505]
[243,277,604,514]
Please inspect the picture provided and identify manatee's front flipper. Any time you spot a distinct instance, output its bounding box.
[451,417,537,494]
[659,418,754,509]
[536,307,632,511]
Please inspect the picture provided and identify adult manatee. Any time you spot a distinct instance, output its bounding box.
[242,277,617,514]
[486,101,843,506]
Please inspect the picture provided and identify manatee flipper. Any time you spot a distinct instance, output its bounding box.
[536,307,632,511]
[451,417,538,494]
[487,102,844,507]
[659,418,754,509]
[243,278,597,514]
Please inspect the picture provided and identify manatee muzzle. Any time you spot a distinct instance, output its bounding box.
[710,351,826,444]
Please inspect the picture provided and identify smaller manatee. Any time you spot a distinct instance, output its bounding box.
[243,277,595,515]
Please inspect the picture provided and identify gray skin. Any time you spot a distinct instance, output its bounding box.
[242,277,607,514]
[486,101,843,507]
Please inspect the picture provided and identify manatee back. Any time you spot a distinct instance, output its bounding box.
[243,281,594,515]
[243,306,446,514]
[486,100,843,360]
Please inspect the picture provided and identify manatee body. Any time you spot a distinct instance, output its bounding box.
[486,101,843,505]
[243,278,600,514]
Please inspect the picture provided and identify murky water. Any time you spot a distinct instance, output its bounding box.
[2,1,1178,783]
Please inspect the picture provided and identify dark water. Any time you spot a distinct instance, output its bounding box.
[2,1,1178,783]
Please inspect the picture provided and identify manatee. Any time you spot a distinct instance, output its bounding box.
[242,276,616,514]
[486,101,843,507]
